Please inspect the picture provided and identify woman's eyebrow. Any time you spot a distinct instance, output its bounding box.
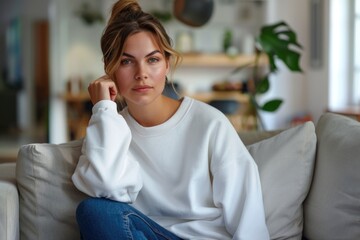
[122,50,161,58]
[145,50,161,57]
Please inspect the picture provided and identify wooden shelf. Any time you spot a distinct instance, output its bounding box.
[60,90,256,139]
[187,91,249,104]
[60,92,90,102]
[179,53,268,68]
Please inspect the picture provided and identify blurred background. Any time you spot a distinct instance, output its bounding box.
[0,0,359,162]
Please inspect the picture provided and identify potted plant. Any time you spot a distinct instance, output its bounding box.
[234,21,303,129]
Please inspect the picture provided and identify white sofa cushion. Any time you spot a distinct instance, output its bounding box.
[303,113,360,240]
[246,122,316,239]
[15,121,317,240]
[0,163,19,240]
[16,140,87,240]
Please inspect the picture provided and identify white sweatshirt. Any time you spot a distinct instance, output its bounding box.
[72,97,269,240]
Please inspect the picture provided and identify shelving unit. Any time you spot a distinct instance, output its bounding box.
[187,91,257,132]
[60,92,91,140]
[61,53,266,139]
[179,53,266,131]
[180,53,268,68]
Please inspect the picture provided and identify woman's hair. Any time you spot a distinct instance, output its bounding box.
[101,0,181,80]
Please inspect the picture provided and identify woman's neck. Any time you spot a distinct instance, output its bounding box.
[127,96,182,127]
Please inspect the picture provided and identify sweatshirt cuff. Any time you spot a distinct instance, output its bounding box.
[92,100,118,114]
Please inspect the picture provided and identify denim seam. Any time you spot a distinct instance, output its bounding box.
[126,212,174,240]
[122,212,134,240]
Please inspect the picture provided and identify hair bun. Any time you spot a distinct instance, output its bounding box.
[109,0,142,22]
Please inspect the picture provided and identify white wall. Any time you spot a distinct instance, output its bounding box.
[261,0,330,129]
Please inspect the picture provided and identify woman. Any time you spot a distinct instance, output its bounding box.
[72,0,269,239]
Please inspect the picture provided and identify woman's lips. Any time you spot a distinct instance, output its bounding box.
[132,85,153,93]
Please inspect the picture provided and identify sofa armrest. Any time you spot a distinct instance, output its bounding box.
[16,140,86,240]
[0,163,19,240]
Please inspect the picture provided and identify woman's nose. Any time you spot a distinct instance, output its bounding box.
[134,63,148,80]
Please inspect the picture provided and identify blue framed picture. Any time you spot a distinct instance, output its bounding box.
[6,18,23,89]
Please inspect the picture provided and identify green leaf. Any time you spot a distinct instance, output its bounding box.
[256,76,270,94]
[260,99,283,112]
[260,21,287,34]
[276,30,302,48]
[266,53,277,72]
[256,21,303,73]
[274,49,302,72]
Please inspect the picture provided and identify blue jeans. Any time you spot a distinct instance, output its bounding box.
[76,198,184,240]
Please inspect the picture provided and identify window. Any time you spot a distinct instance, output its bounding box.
[353,0,360,104]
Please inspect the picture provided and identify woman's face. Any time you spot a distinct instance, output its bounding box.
[114,31,169,107]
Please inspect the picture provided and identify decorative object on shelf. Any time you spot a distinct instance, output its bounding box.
[212,81,243,92]
[176,31,194,53]
[208,99,240,115]
[173,0,214,27]
[223,29,233,53]
[242,34,255,55]
[75,2,104,25]
[222,29,239,57]
[66,76,83,95]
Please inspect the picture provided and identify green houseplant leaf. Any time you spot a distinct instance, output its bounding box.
[260,99,283,112]
[255,75,270,94]
[257,21,303,73]
[250,21,303,115]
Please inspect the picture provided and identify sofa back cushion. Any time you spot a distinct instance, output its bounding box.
[16,140,87,240]
[303,113,360,240]
[245,122,317,239]
[0,163,18,240]
[16,122,317,240]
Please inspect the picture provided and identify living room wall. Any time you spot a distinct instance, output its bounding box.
[0,0,331,143]
[260,0,330,129]
[48,0,267,143]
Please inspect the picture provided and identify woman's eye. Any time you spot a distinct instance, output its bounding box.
[148,57,159,63]
[121,59,132,65]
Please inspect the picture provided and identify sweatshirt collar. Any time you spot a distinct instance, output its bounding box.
[121,96,193,137]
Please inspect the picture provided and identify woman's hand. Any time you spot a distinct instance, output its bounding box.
[88,75,118,105]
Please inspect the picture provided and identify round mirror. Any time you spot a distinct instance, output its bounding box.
[173,0,214,27]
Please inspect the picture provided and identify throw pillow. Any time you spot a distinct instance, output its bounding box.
[16,139,87,240]
[303,113,360,240]
[246,122,316,239]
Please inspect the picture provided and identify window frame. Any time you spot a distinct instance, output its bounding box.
[353,0,360,104]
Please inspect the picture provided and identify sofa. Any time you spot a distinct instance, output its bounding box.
[0,112,359,240]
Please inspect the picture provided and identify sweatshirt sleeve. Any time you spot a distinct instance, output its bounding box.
[210,121,269,240]
[72,100,143,203]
